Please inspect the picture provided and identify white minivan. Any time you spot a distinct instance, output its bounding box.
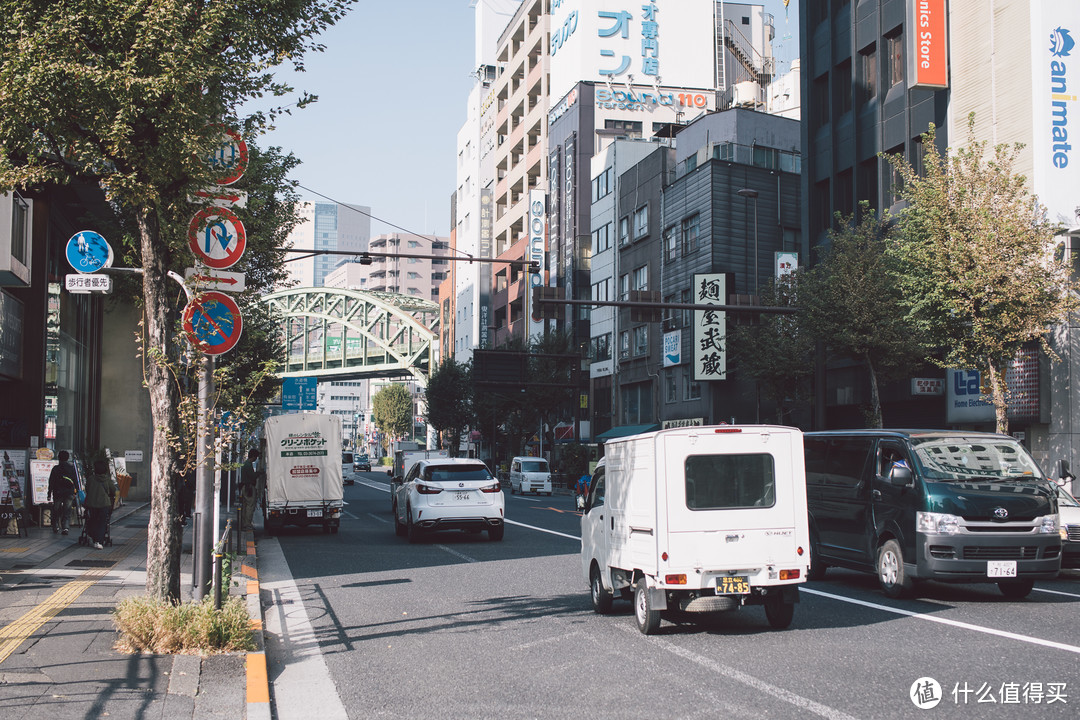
[509,456,552,496]
[581,425,810,634]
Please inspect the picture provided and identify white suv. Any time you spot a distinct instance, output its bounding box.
[393,458,505,542]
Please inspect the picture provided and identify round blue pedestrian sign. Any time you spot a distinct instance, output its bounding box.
[182,291,243,355]
[66,231,114,274]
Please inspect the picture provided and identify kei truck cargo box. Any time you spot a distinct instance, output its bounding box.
[263,413,344,535]
[581,425,810,634]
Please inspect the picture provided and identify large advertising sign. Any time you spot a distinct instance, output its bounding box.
[693,273,727,381]
[908,0,948,89]
[1032,2,1080,225]
[528,190,547,339]
[549,0,715,103]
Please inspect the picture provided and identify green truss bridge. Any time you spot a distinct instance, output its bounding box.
[261,287,440,384]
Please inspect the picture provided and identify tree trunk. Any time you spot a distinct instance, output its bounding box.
[865,353,883,429]
[986,359,1009,435]
[137,209,182,602]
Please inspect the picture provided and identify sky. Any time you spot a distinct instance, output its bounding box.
[252,1,800,239]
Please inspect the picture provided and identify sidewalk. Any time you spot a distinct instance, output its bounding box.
[0,502,261,719]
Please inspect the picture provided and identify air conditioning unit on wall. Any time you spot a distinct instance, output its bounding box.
[0,191,32,286]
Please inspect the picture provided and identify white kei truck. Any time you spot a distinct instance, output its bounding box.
[263,413,344,535]
[581,425,810,634]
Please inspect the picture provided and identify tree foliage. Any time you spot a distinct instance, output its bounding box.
[727,276,814,425]
[425,358,472,456]
[0,0,354,601]
[372,384,413,448]
[798,206,924,427]
[884,117,1080,433]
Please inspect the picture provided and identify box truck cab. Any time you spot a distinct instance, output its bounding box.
[804,430,1061,599]
[581,425,809,635]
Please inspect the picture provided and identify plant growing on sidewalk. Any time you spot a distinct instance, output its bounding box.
[113,595,255,655]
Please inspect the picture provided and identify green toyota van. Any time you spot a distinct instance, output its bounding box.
[804,430,1061,599]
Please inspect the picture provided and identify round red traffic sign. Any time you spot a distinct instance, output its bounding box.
[188,206,247,269]
[182,291,244,355]
[208,127,249,186]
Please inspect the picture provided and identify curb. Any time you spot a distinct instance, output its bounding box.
[239,529,270,720]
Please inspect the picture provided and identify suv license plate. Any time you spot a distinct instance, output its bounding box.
[717,576,750,594]
[987,561,1017,578]
[454,491,470,501]
[307,509,323,518]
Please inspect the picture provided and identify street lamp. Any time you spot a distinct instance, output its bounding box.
[737,188,760,297]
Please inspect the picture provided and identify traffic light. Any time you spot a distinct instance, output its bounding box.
[531,285,564,321]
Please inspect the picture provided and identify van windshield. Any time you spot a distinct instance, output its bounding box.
[910,438,1044,481]
[520,460,548,473]
[684,453,775,510]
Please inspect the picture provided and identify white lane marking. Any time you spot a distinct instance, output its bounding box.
[1033,586,1080,599]
[511,495,542,502]
[436,545,477,563]
[359,480,390,493]
[342,511,360,520]
[260,539,349,720]
[366,513,388,524]
[803,587,1080,656]
[620,625,859,720]
[504,518,581,542]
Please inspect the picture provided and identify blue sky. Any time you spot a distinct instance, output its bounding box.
[253,1,799,238]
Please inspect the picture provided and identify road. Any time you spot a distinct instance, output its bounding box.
[260,470,1080,719]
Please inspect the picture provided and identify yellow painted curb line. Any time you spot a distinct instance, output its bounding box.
[246,651,270,703]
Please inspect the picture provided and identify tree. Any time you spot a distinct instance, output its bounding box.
[884,117,1080,433]
[798,206,925,427]
[372,384,413,449]
[0,0,353,601]
[522,330,580,456]
[425,358,472,456]
[727,276,815,425]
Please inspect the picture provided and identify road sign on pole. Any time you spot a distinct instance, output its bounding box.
[182,291,244,355]
[185,267,246,293]
[207,127,248,186]
[65,230,114,274]
[188,206,247,269]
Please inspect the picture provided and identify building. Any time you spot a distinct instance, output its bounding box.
[283,201,371,288]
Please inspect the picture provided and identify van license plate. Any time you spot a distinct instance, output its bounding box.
[717,576,750,595]
[987,561,1016,578]
[307,509,323,518]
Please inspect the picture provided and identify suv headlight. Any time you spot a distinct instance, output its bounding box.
[1037,514,1058,534]
[917,511,961,535]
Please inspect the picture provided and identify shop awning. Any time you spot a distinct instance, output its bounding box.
[594,423,660,441]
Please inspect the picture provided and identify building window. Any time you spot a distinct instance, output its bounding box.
[680,288,692,328]
[618,216,630,246]
[858,158,880,213]
[663,226,677,262]
[605,119,642,139]
[592,333,611,361]
[885,144,904,204]
[592,168,611,202]
[408,240,421,248]
[836,169,854,220]
[812,179,831,238]
[684,370,701,400]
[859,44,877,106]
[619,273,629,300]
[619,330,630,359]
[591,278,610,303]
[634,204,649,239]
[685,154,698,173]
[811,74,829,130]
[633,325,648,355]
[681,214,700,255]
[632,264,648,292]
[665,369,677,403]
[593,222,611,252]
[835,59,852,117]
[886,31,903,87]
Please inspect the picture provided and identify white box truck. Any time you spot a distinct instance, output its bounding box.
[263,413,344,535]
[581,425,810,634]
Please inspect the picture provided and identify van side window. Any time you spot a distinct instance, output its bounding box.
[825,437,874,487]
[587,469,605,511]
[877,442,909,478]
[684,453,775,510]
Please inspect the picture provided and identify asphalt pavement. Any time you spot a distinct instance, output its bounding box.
[0,501,256,719]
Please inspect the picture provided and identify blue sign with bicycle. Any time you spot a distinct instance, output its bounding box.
[66,231,114,274]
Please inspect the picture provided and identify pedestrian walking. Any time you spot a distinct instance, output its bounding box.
[240,449,265,531]
[47,450,78,535]
[85,459,117,549]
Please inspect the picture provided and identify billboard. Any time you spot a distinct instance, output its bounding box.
[1032,2,1080,225]
[549,0,715,103]
[908,0,948,89]
[692,273,727,381]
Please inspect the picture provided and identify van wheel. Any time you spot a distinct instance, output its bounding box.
[997,579,1035,599]
[634,578,662,635]
[764,592,795,629]
[590,565,613,614]
[876,539,912,598]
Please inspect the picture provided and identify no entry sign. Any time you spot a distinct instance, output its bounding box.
[188,206,247,269]
[182,291,243,355]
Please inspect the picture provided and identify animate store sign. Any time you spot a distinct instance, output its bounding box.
[1032,2,1080,225]
[549,0,714,103]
